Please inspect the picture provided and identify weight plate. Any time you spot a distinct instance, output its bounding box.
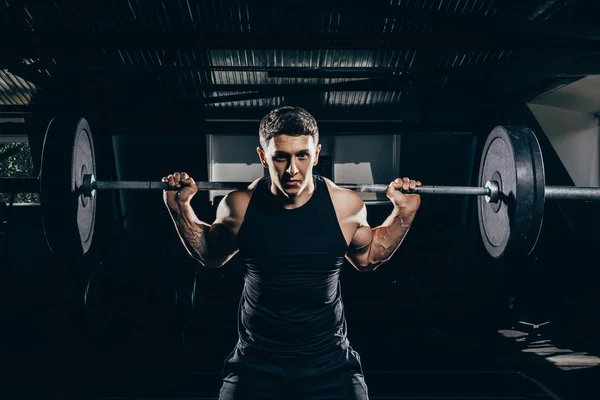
[40,117,96,256]
[72,118,96,254]
[478,125,545,259]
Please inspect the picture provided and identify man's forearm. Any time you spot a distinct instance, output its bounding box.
[368,209,415,265]
[168,203,211,263]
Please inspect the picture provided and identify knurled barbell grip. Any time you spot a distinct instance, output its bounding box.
[93,180,252,191]
[339,184,492,196]
[89,176,492,197]
[0,176,498,201]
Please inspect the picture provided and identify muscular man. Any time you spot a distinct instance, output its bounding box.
[162,106,421,399]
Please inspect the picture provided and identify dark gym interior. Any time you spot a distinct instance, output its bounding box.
[1,1,600,399]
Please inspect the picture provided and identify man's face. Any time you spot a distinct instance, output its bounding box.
[257,134,321,198]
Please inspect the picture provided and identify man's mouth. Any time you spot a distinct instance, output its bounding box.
[283,180,301,187]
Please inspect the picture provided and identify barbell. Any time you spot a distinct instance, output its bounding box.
[1,116,599,259]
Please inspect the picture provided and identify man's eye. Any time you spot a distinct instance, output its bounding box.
[297,154,309,160]
[273,157,287,162]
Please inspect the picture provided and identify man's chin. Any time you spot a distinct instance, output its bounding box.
[280,184,301,196]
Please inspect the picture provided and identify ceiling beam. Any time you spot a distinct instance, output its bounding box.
[201,80,443,104]
[3,51,599,79]
[0,103,477,122]
[203,120,473,135]
[0,110,474,135]
[4,30,600,53]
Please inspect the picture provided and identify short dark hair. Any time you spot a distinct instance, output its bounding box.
[258,106,319,149]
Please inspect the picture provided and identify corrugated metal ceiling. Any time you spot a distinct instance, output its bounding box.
[0,0,591,111]
[0,70,37,106]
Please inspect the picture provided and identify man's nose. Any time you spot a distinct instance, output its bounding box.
[287,159,298,176]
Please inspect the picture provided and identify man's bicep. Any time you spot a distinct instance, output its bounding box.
[345,203,374,269]
[204,193,243,266]
[349,224,373,251]
[351,202,371,245]
[207,222,239,259]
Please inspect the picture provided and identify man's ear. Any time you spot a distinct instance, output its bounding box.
[257,147,269,168]
[314,143,322,166]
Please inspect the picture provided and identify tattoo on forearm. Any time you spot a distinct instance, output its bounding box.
[187,225,208,255]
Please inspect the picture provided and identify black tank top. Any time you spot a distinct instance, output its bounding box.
[234,175,350,361]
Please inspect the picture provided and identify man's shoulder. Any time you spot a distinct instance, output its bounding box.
[323,177,364,216]
[217,177,262,217]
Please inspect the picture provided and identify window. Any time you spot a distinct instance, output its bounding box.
[207,134,264,204]
[333,135,399,201]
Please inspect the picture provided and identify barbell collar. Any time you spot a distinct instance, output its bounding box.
[484,180,500,203]
[82,173,96,198]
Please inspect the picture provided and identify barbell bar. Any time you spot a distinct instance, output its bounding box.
[4,176,600,202]
[3,117,600,259]
[87,176,495,198]
[85,178,600,201]
[0,176,496,197]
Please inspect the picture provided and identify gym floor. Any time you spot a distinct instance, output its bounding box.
[5,325,597,399]
[2,195,599,398]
